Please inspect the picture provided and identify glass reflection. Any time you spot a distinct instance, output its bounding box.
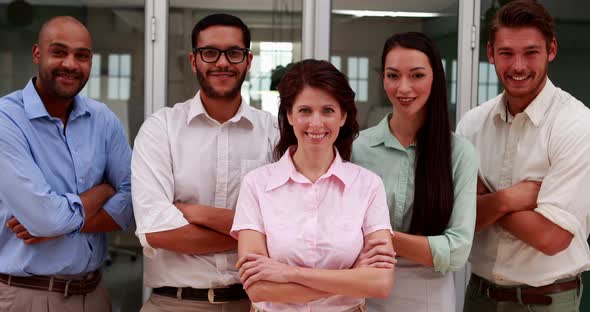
[331,0,459,128]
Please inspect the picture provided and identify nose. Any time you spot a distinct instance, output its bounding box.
[513,55,526,72]
[397,77,412,94]
[310,112,323,127]
[61,54,78,70]
[215,51,231,67]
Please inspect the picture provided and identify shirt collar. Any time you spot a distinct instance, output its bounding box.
[492,93,511,123]
[368,113,414,151]
[265,146,353,191]
[493,78,556,127]
[523,78,556,127]
[23,78,90,121]
[187,90,254,127]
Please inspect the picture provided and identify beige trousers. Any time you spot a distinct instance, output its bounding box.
[141,293,251,312]
[0,280,111,312]
[250,303,367,312]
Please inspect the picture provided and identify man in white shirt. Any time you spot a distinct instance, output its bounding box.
[457,1,590,311]
[132,13,278,311]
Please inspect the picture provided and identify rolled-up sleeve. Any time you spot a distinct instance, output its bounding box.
[535,116,590,237]
[428,138,478,273]
[102,111,134,230]
[0,116,84,237]
[132,113,188,257]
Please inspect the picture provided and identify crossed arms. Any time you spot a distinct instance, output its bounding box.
[0,114,132,244]
[143,204,238,255]
[236,229,395,303]
[6,183,123,244]
[475,178,573,255]
[131,115,239,255]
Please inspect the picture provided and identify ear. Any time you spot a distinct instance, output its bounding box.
[548,37,557,62]
[340,112,347,127]
[487,42,495,65]
[287,110,294,126]
[245,51,253,72]
[189,52,197,73]
[32,44,40,65]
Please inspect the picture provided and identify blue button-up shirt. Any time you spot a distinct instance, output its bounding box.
[0,79,133,276]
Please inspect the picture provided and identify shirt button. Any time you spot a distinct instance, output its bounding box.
[79,178,84,183]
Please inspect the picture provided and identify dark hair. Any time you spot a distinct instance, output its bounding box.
[489,0,554,51]
[273,59,359,161]
[381,32,453,236]
[191,13,251,50]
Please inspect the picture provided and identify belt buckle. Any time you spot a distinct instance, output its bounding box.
[207,288,229,304]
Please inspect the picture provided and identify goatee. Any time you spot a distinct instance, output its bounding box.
[196,67,246,99]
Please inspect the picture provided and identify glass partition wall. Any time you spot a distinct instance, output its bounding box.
[331,0,459,129]
[167,0,303,116]
[0,0,146,144]
[0,1,146,310]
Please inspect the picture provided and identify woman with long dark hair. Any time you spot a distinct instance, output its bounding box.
[231,59,395,311]
[352,32,478,312]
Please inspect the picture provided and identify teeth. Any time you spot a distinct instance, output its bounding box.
[307,133,326,139]
[512,76,528,81]
[398,98,414,103]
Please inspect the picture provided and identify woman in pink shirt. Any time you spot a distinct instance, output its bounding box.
[231,59,395,312]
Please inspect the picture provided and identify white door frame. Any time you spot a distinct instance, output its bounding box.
[302,0,331,60]
[144,0,168,117]
[142,0,168,302]
[455,1,480,311]
[457,0,481,120]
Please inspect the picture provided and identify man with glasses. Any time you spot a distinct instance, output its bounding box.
[132,13,278,311]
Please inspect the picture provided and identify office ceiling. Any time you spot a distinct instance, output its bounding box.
[0,0,588,20]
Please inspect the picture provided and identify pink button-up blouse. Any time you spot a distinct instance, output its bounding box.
[231,149,392,312]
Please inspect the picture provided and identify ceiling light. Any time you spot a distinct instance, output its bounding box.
[332,9,447,18]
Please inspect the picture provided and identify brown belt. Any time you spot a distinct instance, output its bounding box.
[0,270,101,297]
[471,273,581,305]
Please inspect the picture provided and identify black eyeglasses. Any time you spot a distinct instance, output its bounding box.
[193,47,250,64]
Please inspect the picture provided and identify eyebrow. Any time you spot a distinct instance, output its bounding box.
[199,45,243,49]
[48,42,93,54]
[385,66,427,71]
[497,45,542,51]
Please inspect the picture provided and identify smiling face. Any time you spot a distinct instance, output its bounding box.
[383,47,433,120]
[488,26,556,108]
[190,25,252,100]
[33,18,92,100]
[287,86,347,154]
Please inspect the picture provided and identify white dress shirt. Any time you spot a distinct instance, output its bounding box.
[456,79,590,287]
[132,91,278,288]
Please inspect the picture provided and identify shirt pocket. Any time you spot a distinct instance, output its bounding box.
[240,159,267,180]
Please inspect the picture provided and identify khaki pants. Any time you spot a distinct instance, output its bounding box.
[251,303,367,312]
[463,276,582,312]
[0,280,111,312]
[141,293,250,312]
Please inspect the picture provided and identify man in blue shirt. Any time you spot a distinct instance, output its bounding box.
[0,16,133,311]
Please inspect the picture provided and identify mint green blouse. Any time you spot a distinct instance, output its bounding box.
[352,114,478,273]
